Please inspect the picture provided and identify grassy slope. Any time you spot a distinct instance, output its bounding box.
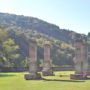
[0,71,90,90]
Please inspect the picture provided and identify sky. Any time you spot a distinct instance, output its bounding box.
[0,0,90,35]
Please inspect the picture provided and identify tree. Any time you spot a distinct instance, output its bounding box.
[0,29,20,67]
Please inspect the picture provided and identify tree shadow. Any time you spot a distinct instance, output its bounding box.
[43,78,85,82]
[0,74,15,77]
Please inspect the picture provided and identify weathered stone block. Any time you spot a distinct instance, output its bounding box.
[24,73,42,80]
[70,74,87,80]
[42,70,54,76]
[87,72,90,75]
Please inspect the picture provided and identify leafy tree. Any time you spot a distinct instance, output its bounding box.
[0,29,20,67]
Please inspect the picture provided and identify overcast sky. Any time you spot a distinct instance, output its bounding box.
[0,0,90,34]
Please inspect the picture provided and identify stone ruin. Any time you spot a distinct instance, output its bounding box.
[24,39,90,80]
[24,40,41,80]
[24,40,53,80]
[70,39,89,79]
[42,43,54,76]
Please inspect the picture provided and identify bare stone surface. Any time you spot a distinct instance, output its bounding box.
[73,40,88,75]
[71,40,89,79]
[24,40,42,80]
[42,69,54,76]
[87,72,90,75]
[42,44,54,76]
[87,50,90,75]
[70,74,86,80]
[24,73,41,80]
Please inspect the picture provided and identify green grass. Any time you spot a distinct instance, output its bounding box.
[0,71,90,90]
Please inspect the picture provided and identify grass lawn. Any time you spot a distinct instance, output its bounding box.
[0,71,90,90]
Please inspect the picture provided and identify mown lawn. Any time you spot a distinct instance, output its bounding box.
[0,71,90,90]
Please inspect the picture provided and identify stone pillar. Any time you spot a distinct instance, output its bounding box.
[70,40,89,79]
[81,42,88,74]
[24,40,41,80]
[74,40,83,74]
[42,43,54,76]
[87,52,90,75]
[74,40,88,74]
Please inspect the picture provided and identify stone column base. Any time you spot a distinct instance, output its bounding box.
[24,73,42,80]
[42,70,54,76]
[70,74,87,80]
[87,72,90,75]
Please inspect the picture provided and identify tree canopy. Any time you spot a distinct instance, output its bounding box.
[0,29,20,67]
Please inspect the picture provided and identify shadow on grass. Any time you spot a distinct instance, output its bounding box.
[84,78,90,80]
[43,78,85,82]
[0,74,15,77]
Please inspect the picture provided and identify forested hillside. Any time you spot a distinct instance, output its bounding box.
[0,12,84,43]
[0,12,90,68]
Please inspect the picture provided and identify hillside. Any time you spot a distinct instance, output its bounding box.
[0,12,90,67]
[0,12,83,43]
